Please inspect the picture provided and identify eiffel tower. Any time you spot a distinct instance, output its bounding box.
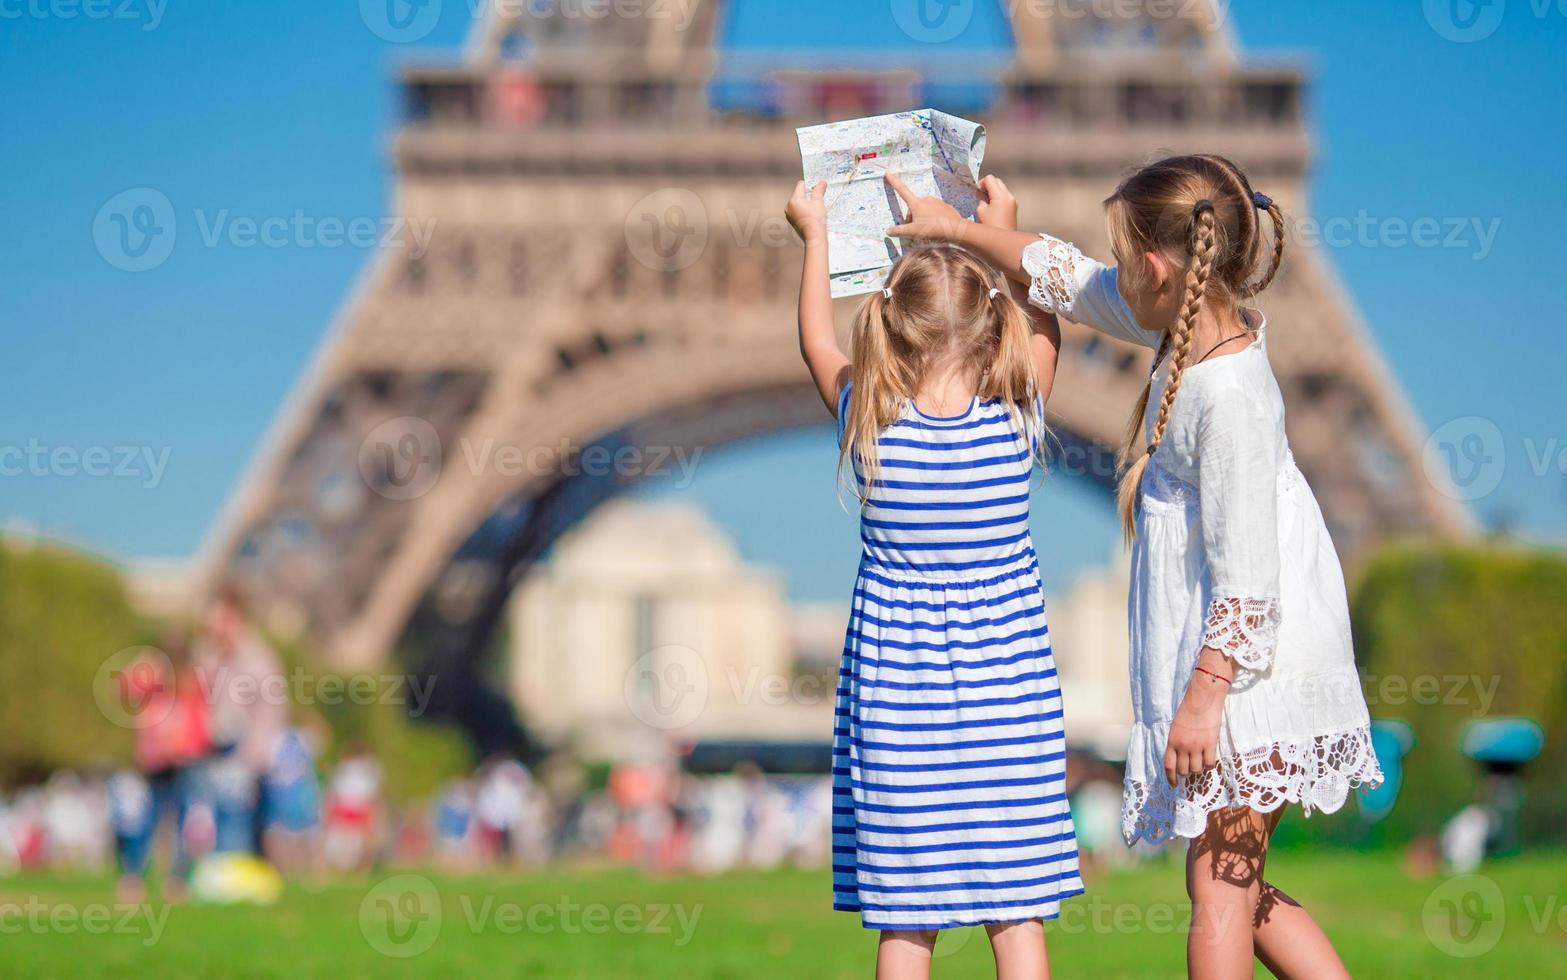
[199,2,1466,748]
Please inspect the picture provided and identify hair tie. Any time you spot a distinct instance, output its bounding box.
[1145,444,1157,456]
[987,287,1000,300]
[1192,199,1215,218]
[1252,191,1274,210]
[881,286,893,300]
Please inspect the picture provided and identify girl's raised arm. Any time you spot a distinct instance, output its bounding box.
[976,176,1061,403]
[886,173,1162,350]
[786,180,851,414]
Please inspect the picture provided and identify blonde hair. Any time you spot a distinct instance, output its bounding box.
[1106,154,1286,539]
[839,245,1043,500]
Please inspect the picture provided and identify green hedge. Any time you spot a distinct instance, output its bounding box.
[0,540,471,800]
[1348,541,1567,844]
[0,540,149,783]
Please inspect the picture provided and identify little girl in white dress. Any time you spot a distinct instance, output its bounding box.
[890,154,1384,976]
[1019,231,1384,844]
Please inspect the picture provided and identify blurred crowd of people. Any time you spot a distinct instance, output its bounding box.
[0,588,841,898]
[0,755,839,898]
[0,589,1145,899]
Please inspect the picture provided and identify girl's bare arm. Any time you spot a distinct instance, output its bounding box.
[885,173,1041,286]
[786,180,851,413]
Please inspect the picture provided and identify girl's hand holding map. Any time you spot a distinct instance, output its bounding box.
[883,172,964,240]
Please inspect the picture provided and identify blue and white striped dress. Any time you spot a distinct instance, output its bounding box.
[831,384,1084,931]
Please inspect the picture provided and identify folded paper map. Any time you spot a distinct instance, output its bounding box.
[796,109,986,297]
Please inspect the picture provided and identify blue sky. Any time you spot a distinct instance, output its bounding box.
[3,1,1563,599]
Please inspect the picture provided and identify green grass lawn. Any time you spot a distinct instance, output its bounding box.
[0,851,1560,978]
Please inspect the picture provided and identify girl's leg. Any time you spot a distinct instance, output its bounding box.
[1185,806,1269,979]
[986,919,1050,980]
[115,831,151,903]
[877,929,938,980]
[1250,809,1350,980]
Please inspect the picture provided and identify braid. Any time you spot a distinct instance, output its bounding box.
[1243,201,1286,297]
[1118,332,1171,469]
[1151,207,1216,445]
[1114,203,1219,540]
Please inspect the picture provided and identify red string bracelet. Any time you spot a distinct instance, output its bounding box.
[1194,666,1231,685]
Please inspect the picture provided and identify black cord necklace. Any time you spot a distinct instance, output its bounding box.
[1198,330,1254,363]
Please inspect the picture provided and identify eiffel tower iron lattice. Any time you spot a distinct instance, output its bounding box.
[198,2,1466,747]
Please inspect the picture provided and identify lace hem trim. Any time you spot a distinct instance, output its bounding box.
[1021,234,1086,315]
[1122,725,1384,845]
[1202,596,1281,671]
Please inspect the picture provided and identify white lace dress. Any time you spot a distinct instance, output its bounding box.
[1022,235,1384,845]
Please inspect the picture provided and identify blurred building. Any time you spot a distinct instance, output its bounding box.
[507,499,830,759]
[1049,552,1135,762]
[121,557,196,619]
[788,600,850,675]
[507,497,1137,763]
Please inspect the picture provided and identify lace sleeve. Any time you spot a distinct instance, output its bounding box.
[1022,234,1086,313]
[1019,234,1162,349]
[1201,596,1281,671]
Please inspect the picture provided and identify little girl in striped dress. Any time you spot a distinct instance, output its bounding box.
[786,177,1083,980]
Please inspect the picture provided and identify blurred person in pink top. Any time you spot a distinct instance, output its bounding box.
[113,628,210,902]
[196,587,287,855]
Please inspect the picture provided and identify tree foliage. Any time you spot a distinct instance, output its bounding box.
[1350,541,1567,842]
[0,541,149,783]
[0,540,470,800]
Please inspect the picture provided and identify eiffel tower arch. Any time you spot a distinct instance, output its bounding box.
[199,2,1466,745]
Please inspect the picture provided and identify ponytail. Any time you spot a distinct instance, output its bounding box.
[840,288,906,500]
[1115,202,1219,540]
[839,247,1049,506]
[979,286,1050,468]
